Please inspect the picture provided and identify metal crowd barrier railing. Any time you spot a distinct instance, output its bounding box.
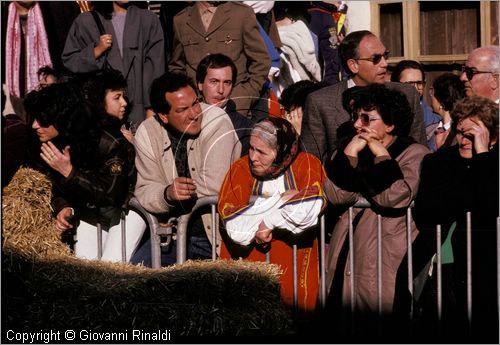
[119,196,499,335]
[344,199,500,337]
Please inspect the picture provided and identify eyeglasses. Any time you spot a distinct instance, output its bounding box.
[461,65,497,81]
[356,51,390,65]
[403,80,426,88]
[351,112,382,125]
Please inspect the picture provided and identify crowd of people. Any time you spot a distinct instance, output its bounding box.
[2,1,499,341]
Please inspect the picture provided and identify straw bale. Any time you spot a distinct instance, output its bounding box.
[3,253,291,336]
[2,168,292,337]
[2,167,71,258]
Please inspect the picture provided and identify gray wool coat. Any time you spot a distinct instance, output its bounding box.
[62,6,165,124]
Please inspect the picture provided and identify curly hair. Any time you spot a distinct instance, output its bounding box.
[451,96,499,140]
[24,82,102,168]
[432,73,465,112]
[342,84,414,137]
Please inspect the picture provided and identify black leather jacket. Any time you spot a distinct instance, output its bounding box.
[51,118,136,227]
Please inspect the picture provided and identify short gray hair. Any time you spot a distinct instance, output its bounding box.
[251,121,278,151]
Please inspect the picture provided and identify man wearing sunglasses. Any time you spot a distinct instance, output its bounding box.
[301,30,426,162]
[460,46,499,103]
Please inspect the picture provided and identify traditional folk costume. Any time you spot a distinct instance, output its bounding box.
[218,117,327,311]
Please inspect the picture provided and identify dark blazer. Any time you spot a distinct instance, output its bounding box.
[301,80,427,163]
[169,2,271,114]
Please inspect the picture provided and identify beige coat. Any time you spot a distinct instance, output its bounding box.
[134,103,241,252]
[323,141,429,313]
[169,2,271,114]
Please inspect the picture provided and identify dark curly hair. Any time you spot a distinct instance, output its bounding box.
[24,82,102,168]
[342,84,414,137]
[451,96,499,141]
[432,73,465,112]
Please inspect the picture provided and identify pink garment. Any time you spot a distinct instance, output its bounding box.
[5,2,52,97]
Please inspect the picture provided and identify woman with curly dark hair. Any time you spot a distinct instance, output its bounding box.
[24,78,144,262]
[323,84,430,331]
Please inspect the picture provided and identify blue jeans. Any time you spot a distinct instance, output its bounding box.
[130,234,212,267]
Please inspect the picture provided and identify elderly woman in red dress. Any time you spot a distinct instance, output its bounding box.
[218,116,327,312]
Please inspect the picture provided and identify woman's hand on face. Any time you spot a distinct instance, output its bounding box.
[466,118,491,154]
[358,127,389,157]
[285,107,303,135]
[255,221,273,244]
[55,207,74,233]
[344,133,368,157]
[40,142,73,178]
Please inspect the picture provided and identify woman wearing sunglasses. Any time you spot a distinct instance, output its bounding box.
[323,84,430,330]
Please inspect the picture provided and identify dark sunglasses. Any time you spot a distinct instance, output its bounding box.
[351,112,382,125]
[356,51,390,65]
[461,65,496,81]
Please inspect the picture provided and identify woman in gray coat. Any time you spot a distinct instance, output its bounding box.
[62,1,165,124]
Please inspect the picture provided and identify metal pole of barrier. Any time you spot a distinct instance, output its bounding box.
[97,223,103,259]
[466,212,472,335]
[320,215,326,310]
[436,224,442,334]
[128,198,163,269]
[406,208,414,330]
[348,207,355,333]
[121,211,127,263]
[176,196,219,264]
[293,244,298,313]
[377,214,383,332]
[211,204,217,261]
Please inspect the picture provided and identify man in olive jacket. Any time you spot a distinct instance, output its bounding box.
[169,1,271,116]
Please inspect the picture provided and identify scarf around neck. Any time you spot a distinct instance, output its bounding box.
[6,2,52,97]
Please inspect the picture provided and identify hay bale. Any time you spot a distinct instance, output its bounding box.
[2,167,71,258]
[3,253,291,336]
[2,167,292,337]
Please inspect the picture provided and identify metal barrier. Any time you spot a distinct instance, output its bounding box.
[96,210,127,263]
[344,199,500,338]
[128,195,328,311]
